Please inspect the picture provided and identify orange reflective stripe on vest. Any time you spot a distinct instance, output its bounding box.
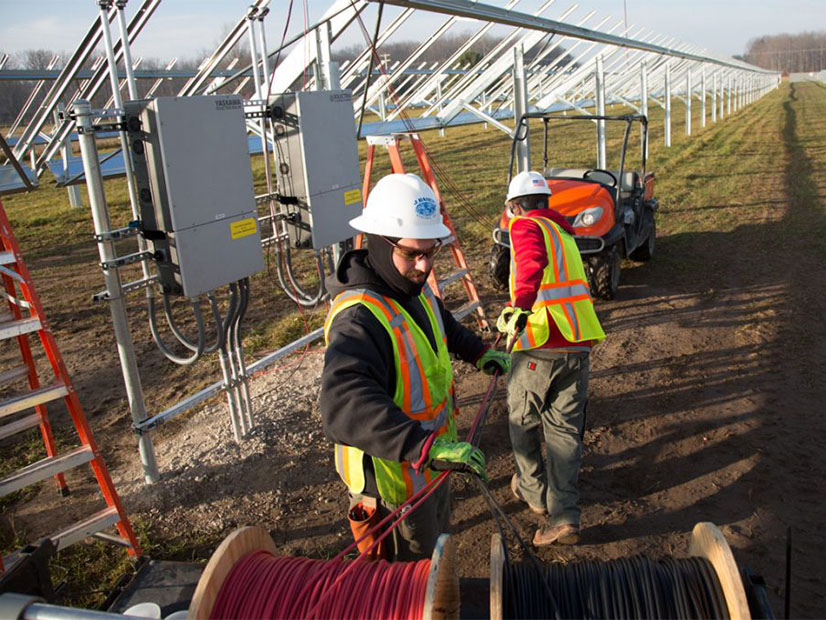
[324,287,457,505]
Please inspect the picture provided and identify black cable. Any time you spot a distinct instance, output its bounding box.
[472,477,561,620]
[502,554,730,619]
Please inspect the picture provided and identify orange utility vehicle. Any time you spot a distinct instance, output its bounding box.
[489,113,657,299]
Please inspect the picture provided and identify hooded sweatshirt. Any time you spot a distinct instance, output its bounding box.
[320,245,486,496]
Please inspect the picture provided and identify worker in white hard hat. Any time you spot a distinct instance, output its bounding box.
[497,170,606,546]
[320,173,510,561]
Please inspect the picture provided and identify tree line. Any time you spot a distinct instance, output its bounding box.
[743,31,826,74]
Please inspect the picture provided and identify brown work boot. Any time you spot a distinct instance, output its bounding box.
[533,523,580,547]
[510,474,547,515]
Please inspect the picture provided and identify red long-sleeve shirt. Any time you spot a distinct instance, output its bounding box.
[510,207,593,351]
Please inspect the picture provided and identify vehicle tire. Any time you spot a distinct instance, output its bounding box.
[587,248,620,300]
[488,242,510,290]
[630,215,655,262]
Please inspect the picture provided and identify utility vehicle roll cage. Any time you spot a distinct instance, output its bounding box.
[507,113,649,198]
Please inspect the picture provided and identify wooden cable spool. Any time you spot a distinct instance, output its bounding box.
[187,526,459,620]
[490,522,751,620]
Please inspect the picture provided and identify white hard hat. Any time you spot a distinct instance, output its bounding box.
[349,173,451,239]
[506,171,552,202]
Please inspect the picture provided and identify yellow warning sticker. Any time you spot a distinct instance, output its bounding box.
[344,189,362,205]
[230,217,257,239]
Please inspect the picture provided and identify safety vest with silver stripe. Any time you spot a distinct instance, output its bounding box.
[324,287,458,505]
[508,215,606,350]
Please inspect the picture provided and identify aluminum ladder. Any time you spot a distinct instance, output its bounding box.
[361,132,489,330]
[0,197,140,573]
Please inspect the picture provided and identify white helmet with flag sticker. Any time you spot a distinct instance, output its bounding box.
[506,170,552,202]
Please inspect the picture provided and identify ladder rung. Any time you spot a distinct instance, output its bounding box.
[53,506,121,551]
[0,382,68,419]
[0,412,41,441]
[0,316,41,340]
[453,301,481,321]
[0,364,29,387]
[437,268,469,288]
[0,445,94,498]
[0,251,15,266]
[1,292,31,309]
[92,531,133,548]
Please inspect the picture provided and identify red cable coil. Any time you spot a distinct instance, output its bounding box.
[210,550,430,620]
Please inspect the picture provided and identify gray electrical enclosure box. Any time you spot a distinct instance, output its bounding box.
[268,90,362,250]
[125,95,265,297]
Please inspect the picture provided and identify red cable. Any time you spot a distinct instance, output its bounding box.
[210,552,431,619]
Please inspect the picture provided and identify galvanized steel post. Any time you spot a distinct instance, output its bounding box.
[720,73,725,119]
[513,44,530,173]
[115,1,139,100]
[685,68,692,136]
[437,80,445,136]
[73,100,159,483]
[727,74,732,116]
[640,61,649,158]
[701,67,706,127]
[664,62,671,147]
[246,9,263,98]
[103,0,155,336]
[98,1,141,225]
[596,55,606,167]
[315,20,334,90]
[711,72,716,123]
[56,103,82,207]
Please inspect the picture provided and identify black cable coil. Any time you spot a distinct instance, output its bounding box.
[504,554,730,620]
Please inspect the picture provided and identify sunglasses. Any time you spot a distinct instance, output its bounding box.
[382,237,444,261]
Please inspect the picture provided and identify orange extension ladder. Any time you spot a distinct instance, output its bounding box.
[0,197,140,573]
[361,132,489,330]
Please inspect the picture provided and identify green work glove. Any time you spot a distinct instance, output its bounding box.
[428,437,488,481]
[496,306,532,337]
[475,348,511,375]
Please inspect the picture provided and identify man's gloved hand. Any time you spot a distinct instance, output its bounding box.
[496,306,532,337]
[475,348,511,375]
[428,437,487,481]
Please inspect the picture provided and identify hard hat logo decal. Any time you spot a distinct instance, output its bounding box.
[414,196,438,219]
[532,178,544,187]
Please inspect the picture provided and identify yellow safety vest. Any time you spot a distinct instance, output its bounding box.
[324,287,458,505]
[508,215,606,350]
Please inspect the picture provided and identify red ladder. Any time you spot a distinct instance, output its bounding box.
[0,197,140,573]
[361,132,489,330]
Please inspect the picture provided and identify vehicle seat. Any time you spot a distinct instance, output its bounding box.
[545,167,638,198]
[609,170,639,199]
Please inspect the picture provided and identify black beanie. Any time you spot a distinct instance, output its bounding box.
[365,233,428,299]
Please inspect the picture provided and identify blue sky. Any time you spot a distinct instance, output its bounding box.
[0,0,822,63]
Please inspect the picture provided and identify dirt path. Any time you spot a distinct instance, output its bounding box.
[4,83,825,616]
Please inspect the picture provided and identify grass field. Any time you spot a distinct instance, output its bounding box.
[3,80,826,614]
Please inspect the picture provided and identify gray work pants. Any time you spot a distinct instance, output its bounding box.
[350,480,450,561]
[507,350,589,528]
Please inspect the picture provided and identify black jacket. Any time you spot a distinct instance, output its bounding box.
[320,250,486,495]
